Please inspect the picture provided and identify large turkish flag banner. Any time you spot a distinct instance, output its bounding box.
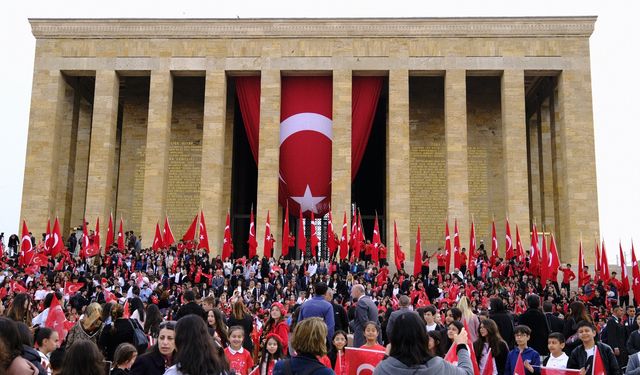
[280,76,332,217]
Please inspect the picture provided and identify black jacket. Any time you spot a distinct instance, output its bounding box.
[489,311,515,349]
[567,342,620,375]
[332,302,349,333]
[627,330,640,355]
[604,317,628,366]
[131,349,168,375]
[545,312,565,334]
[21,345,47,375]
[517,308,550,355]
[474,340,509,375]
[99,318,136,361]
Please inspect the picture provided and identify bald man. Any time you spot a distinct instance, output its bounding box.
[349,284,381,346]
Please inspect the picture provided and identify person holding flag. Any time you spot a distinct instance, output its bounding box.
[566,321,619,375]
[504,325,540,375]
[375,312,473,375]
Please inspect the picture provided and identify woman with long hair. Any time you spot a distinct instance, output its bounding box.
[0,317,38,374]
[473,319,509,375]
[66,302,104,348]
[99,303,136,361]
[111,343,138,375]
[375,312,473,375]
[164,315,230,375]
[257,333,284,375]
[207,308,229,348]
[563,301,592,354]
[227,300,254,352]
[457,296,480,342]
[261,303,289,355]
[61,340,106,375]
[144,304,163,340]
[131,321,176,375]
[128,297,145,327]
[487,298,514,349]
[6,293,33,325]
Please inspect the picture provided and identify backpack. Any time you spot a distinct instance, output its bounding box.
[128,319,149,353]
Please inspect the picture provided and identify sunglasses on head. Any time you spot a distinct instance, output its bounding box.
[159,321,177,330]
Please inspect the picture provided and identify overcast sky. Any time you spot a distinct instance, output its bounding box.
[1,0,638,262]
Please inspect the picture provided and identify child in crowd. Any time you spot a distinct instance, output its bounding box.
[225,326,255,375]
[111,343,138,375]
[360,321,385,351]
[257,333,284,375]
[329,330,349,375]
[34,327,59,373]
[543,333,568,369]
[567,321,619,375]
[504,325,540,375]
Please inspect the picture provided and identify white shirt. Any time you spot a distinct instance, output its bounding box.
[426,323,438,332]
[545,352,569,369]
[585,346,595,358]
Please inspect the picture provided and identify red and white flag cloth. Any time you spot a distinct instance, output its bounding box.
[105,213,114,250]
[594,240,601,282]
[297,209,306,255]
[263,210,273,259]
[549,234,561,282]
[10,281,28,294]
[339,212,348,260]
[281,204,290,257]
[183,214,198,242]
[444,220,452,273]
[152,222,164,252]
[372,213,382,263]
[248,208,258,259]
[45,294,69,341]
[327,210,337,259]
[516,225,524,262]
[81,218,90,258]
[93,217,101,255]
[540,233,549,286]
[393,221,405,270]
[344,347,385,375]
[163,216,176,246]
[514,352,525,375]
[468,221,477,275]
[414,225,422,277]
[592,346,606,375]
[117,217,125,251]
[620,241,630,295]
[631,241,640,306]
[64,282,85,296]
[529,224,540,276]
[280,76,333,216]
[481,349,494,375]
[579,240,588,288]
[453,219,462,270]
[505,219,514,260]
[51,217,64,257]
[444,327,480,375]
[601,240,610,283]
[19,220,33,266]
[201,210,212,253]
[539,367,581,375]
[490,220,499,264]
[44,219,52,254]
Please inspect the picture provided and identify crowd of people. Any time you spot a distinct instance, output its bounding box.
[0,230,638,375]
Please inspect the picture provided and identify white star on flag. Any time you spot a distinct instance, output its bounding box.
[291,185,325,214]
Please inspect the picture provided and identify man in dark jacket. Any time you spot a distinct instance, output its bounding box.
[543,302,564,334]
[604,305,629,367]
[517,294,550,355]
[329,293,349,334]
[176,290,207,321]
[568,321,620,375]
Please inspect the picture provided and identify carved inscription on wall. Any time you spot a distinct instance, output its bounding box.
[167,140,202,235]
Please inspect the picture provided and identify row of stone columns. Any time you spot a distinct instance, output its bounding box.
[20,68,597,263]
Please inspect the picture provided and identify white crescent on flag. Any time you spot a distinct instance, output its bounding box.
[280,112,332,145]
[356,364,376,375]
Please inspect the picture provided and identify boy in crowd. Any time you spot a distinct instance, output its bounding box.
[505,325,541,375]
[543,333,568,368]
[567,321,620,375]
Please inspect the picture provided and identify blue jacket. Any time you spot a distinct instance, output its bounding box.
[504,347,541,375]
[298,296,335,340]
[273,354,335,375]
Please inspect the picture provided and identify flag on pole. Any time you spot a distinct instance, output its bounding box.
[530,224,539,276]
[93,217,101,255]
[491,220,499,264]
[592,346,606,375]
[514,352,525,375]
[505,218,514,260]
[327,210,337,259]
[601,240,610,283]
[632,242,640,306]
[19,220,33,266]
[372,214,381,263]
[117,217,125,251]
[44,219,52,254]
[540,233,549,286]
[339,212,348,260]
[469,220,477,275]
[263,210,273,258]
[51,217,63,258]
[578,240,588,288]
[393,221,405,270]
[248,208,258,259]
[481,349,494,375]
[81,218,90,258]
[220,211,229,257]
[297,209,306,256]
[516,224,524,262]
[594,240,601,283]
[63,282,85,296]
[163,216,175,246]
[152,222,164,252]
[281,204,290,257]
[106,213,114,250]
[620,242,630,296]
[310,211,319,257]
[183,214,198,242]
[453,219,462,269]
[414,225,422,277]
[45,294,69,341]
[549,234,560,282]
[445,220,452,273]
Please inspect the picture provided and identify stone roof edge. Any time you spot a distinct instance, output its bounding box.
[29,17,597,39]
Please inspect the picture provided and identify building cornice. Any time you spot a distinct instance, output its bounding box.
[29,17,597,39]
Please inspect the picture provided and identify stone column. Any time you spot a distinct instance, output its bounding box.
[140,71,173,247]
[85,70,119,230]
[331,70,352,224]
[255,70,281,257]
[444,70,470,253]
[20,70,66,235]
[200,69,228,256]
[555,69,599,263]
[56,82,79,232]
[387,69,410,267]
[501,70,530,250]
[69,98,93,229]
[539,98,556,233]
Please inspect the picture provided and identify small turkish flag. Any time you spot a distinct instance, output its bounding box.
[10,281,27,294]
[183,214,198,242]
[344,347,385,375]
[220,211,230,257]
[64,282,85,296]
[50,217,64,258]
[117,218,125,251]
[163,216,176,246]
[81,217,90,258]
[152,222,164,252]
[514,352,525,375]
[30,253,49,268]
[44,219,52,254]
[105,213,114,250]
[263,210,273,259]
[339,212,348,260]
[247,208,258,259]
[19,220,33,266]
[45,294,69,341]
[592,346,606,375]
[482,349,494,375]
